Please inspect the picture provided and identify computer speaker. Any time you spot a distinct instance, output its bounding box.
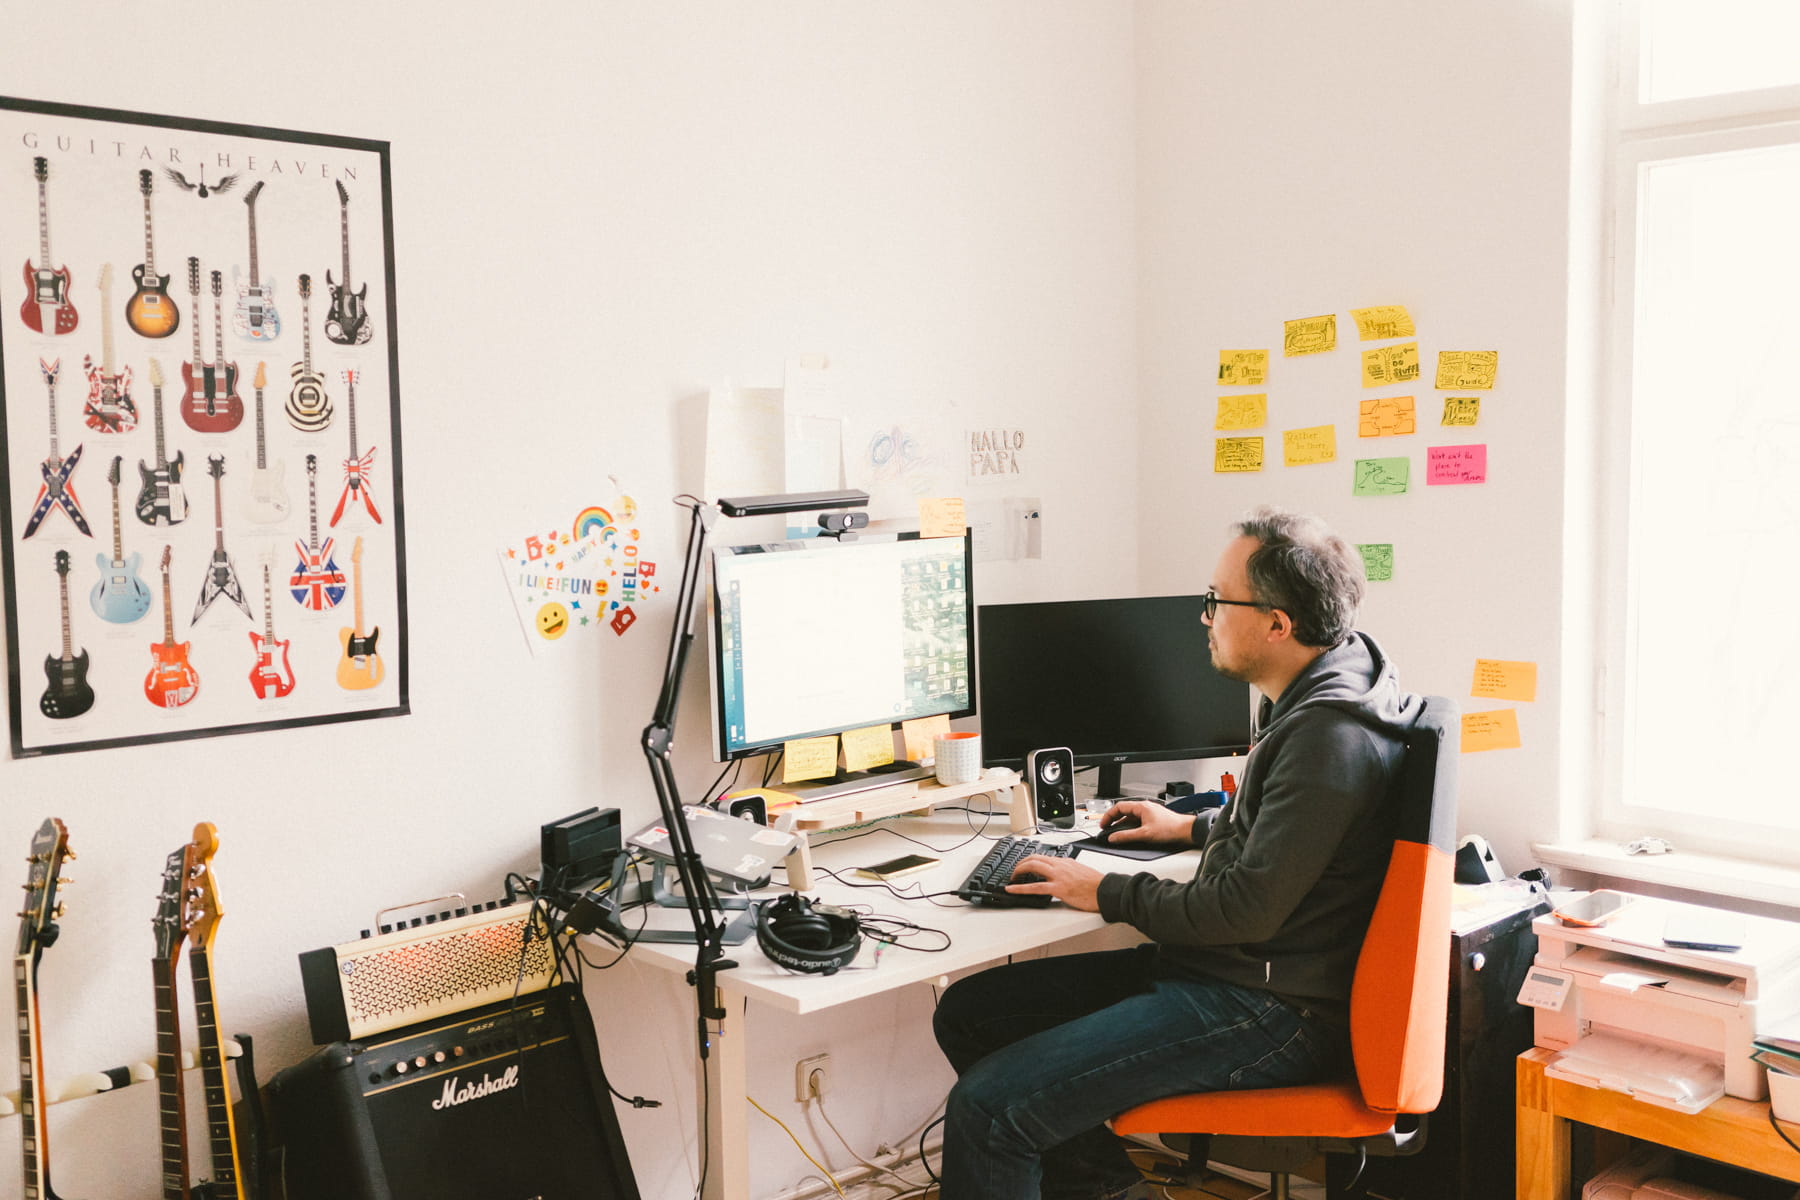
[1026,746,1076,829]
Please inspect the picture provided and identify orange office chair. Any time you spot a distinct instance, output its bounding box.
[1110,694,1459,1200]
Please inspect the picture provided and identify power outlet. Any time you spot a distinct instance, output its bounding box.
[794,1053,830,1103]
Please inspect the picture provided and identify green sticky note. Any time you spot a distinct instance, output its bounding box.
[1357,544,1394,581]
[1353,457,1409,496]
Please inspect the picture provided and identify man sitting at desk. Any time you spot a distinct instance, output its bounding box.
[931,506,1424,1200]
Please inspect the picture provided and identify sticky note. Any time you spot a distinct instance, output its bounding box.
[1353,457,1409,496]
[1283,314,1337,357]
[918,496,967,537]
[1215,393,1267,431]
[841,723,897,771]
[1441,397,1481,426]
[1358,396,1416,437]
[1218,350,1268,386]
[1283,425,1337,466]
[1426,444,1487,485]
[1350,305,1416,340]
[1214,436,1265,473]
[783,736,840,783]
[1461,710,1522,754]
[901,714,951,763]
[1472,659,1538,702]
[1361,342,1420,388]
[1435,350,1499,390]
[1357,544,1394,581]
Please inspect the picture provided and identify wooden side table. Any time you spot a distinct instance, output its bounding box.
[1515,1046,1800,1198]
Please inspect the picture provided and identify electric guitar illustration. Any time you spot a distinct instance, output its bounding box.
[249,563,294,699]
[22,357,91,540]
[325,180,372,345]
[135,358,188,527]
[15,817,74,1200]
[285,273,331,431]
[152,837,200,1200]
[126,167,179,339]
[291,455,345,611]
[187,824,251,1200]
[146,545,199,708]
[81,263,137,432]
[39,551,94,720]
[336,537,384,690]
[244,363,289,523]
[232,180,279,341]
[194,456,252,622]
[20,156,76,335]
[330,369,381,526]
[91,456,152,624]
[182,261,244,432]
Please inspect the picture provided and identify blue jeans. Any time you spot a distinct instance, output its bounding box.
[932,944,1346,1200]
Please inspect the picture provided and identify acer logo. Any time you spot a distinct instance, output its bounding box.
[431,1064,520,1110]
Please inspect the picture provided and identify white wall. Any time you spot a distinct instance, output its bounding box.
[0,4,1139,1196]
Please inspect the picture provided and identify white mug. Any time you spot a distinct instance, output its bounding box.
[934,731,982,786]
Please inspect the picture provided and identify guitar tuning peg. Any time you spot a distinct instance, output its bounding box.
[62,848,77,862]
[58,877,74,887]
[51,904,65,919]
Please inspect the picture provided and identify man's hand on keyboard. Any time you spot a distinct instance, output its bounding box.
[1006,855,1104,912]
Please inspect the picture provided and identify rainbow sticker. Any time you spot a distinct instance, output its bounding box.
[573,506,615,543]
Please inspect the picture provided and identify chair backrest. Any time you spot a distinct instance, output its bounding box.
[1348,694,1458,1115]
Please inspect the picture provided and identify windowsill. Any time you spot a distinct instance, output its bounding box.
[1532,839,1800,914]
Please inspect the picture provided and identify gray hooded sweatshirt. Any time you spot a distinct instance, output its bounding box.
[1094,631,1422,1025]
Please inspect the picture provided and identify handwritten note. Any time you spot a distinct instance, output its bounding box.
[1361,342,1420,387]
[1357,543,1394,581]
[784,735,840,783]
[1283,314,1337,357]
[1350,305,1416,340]
[1461,710,1522,754]
[1358,396,1416,437]
[1218,350,1269,386]
[1471,659,1538,702]
[1426,444,1487,485]
[901,714,951,762]
[1283,425,1337,466]
[1435,350,1499,390]
[1441,397,1481,426]
[1215,436,1265,473]
[918,496,967,537]
[1215,393,1267,431]
[1353,457,1410,496]
[841,723,897,771]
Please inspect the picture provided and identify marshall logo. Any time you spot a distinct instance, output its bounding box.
[430,1064,520,1110]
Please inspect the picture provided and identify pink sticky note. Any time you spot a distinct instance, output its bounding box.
[1426,443,1487,485]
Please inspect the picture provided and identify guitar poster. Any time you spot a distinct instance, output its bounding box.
[0,96,408,757]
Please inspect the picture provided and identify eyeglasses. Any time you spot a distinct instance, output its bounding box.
[1200,589,1268,622]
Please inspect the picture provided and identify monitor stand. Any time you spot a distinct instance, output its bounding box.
[797,760,932,802]
[1094,762,1124,801]
[589,855,758,946]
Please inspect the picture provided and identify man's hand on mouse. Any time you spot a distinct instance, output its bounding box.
[1097,799,1194,845]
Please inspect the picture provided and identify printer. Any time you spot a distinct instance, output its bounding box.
[1520,895,1800,1103]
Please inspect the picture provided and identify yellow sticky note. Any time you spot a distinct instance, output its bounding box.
[918,496,966,538]
[1435,351,1499,390]
[901,714,951,763]
[1361,342,1420,388]
[1218,350,1269,386]
[1441,397,1481,426]
[1283,314,1337,357]
[1350,305,1416,341]
[1358,396,1416,437]
[1215,393,1267,431]
[783,735,840,783]
[1282,424,1337,466]
[1461,710,1522,753]
[1471,659,1538,702]
[1214,436,1265,473]
[840,723,897,772]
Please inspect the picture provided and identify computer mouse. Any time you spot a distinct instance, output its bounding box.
[1096,813,1142,844]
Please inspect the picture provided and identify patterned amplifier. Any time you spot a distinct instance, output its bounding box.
[298,899,557,1044]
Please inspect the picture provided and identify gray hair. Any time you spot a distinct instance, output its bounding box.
[1231,507,1364,648]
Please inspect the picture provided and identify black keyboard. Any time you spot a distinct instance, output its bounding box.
[955,836,1080,907]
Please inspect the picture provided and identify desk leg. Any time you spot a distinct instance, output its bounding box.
[701,992,750,1200]
[1516,1054,1570,1200]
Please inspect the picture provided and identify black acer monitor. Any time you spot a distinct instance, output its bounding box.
[976,594,1253,797]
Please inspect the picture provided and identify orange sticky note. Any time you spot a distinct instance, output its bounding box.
[902,714,951,762]
[1471,660,1538,702]
[919,497,966,538]
[783,735,840,783]
[841,724,897,772]
[1461,710,1522,753]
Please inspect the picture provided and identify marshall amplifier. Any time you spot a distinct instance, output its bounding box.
[269,985,639,1200]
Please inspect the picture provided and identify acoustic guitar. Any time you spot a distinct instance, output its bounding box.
[20,156,77,336]
[15,817,75,1200]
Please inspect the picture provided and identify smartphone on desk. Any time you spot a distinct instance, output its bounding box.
[854,853,940,881]
[1662,909,1746,952]
[1551,889,1634,927]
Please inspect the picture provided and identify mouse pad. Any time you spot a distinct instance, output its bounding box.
[1071,836,1185,861]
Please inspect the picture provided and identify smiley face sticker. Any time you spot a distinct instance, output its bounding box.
[536,602,571,640]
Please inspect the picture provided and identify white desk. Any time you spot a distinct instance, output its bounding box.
[615,806,1200,1200]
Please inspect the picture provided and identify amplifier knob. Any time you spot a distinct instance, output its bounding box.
[414,1055,429,1070]
[433,1050,447,1064]
[452,1045,466,1058]
[394,1060,409,1075]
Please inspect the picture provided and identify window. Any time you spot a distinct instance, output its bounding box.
[1602,0,1800,861]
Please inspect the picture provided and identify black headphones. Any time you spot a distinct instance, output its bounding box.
[754,893,862,975]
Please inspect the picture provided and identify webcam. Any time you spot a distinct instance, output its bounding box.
[818,511,869,535]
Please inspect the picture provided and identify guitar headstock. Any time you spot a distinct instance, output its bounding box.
[33,156,48,183]
[335,180,349,206]
[152,840,199,963]
[53,549,70,579]
[211,270,223,299]
[207,454,226,481]
[186,823,223,945]
[298,273,312,300]
[16,818,73,959]
[148,357,164,389]
[39,357,59,387]
[244,179,264,207]
[306,453,318,477]
[161,544,173,574]
[343,368,360,387]
[139,167,154,196]
[254,362,267,391]
[188,257,201,296]
[108,455,123,487]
